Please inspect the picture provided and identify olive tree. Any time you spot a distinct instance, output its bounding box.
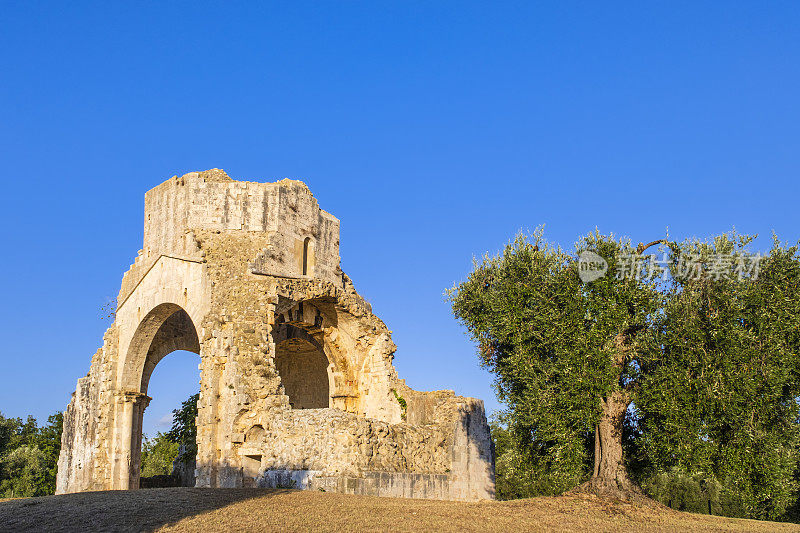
[449,229,663,499]
[449,228,800,512]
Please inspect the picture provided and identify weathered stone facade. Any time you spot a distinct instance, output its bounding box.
[56,169,495,500]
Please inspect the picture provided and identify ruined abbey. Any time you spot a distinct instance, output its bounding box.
[56,169,495,500]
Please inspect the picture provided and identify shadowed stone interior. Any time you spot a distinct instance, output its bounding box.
[275,337,329,409]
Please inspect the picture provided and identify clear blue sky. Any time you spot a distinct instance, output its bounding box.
[1,2,799,436]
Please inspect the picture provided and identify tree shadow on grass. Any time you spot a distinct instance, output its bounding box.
[0,487,291,532]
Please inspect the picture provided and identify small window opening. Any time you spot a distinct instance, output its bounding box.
[302,237,311,275]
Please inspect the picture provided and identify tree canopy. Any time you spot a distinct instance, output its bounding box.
[167,393,198,466]
[140,433,180,478]
[637,234,800,519]
[449,229,800,519]
[0,412,62,497]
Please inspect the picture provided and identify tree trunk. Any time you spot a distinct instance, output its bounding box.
[573,389,649,502]
[591,389,636,495]
[574,332,649,502]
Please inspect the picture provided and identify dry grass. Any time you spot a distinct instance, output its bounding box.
[1,488,798,532]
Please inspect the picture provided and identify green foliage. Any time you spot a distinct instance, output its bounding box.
[0,416,16,462]
[448,229,663,492]
[391,389,407,420]
[491,415,584,499]
[140,433,180,477]
[635,233,800,520]
[640,468,747,518]
[0,446,49,498]
[0,411,62,497]
[36,413,62,494]
[451,228,800,520]
[167,393,199,465]
[139,392,199,478]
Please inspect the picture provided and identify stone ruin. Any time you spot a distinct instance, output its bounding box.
[56,169,495,500]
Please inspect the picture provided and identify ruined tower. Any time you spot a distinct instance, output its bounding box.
[56,169,495,500]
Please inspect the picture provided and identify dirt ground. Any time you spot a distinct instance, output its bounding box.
[1,488,798,532]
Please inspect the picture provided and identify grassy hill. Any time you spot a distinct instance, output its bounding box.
[2,488,798,532]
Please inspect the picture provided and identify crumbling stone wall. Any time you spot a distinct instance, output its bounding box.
[56,169,495,500]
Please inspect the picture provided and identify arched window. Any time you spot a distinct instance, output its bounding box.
[245,425,264,443]
[302,237,312,276]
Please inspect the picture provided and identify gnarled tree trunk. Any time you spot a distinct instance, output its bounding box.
[576,332,645,501]
[590,390,637,495]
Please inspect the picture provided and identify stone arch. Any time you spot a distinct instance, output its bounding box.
[272,299,365,411]
[114,302,201,490]
[121,303,201,393]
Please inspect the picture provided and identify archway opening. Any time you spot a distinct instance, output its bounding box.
[139,350,200,488]
[274,325,330,409]
[123,304,201,489]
